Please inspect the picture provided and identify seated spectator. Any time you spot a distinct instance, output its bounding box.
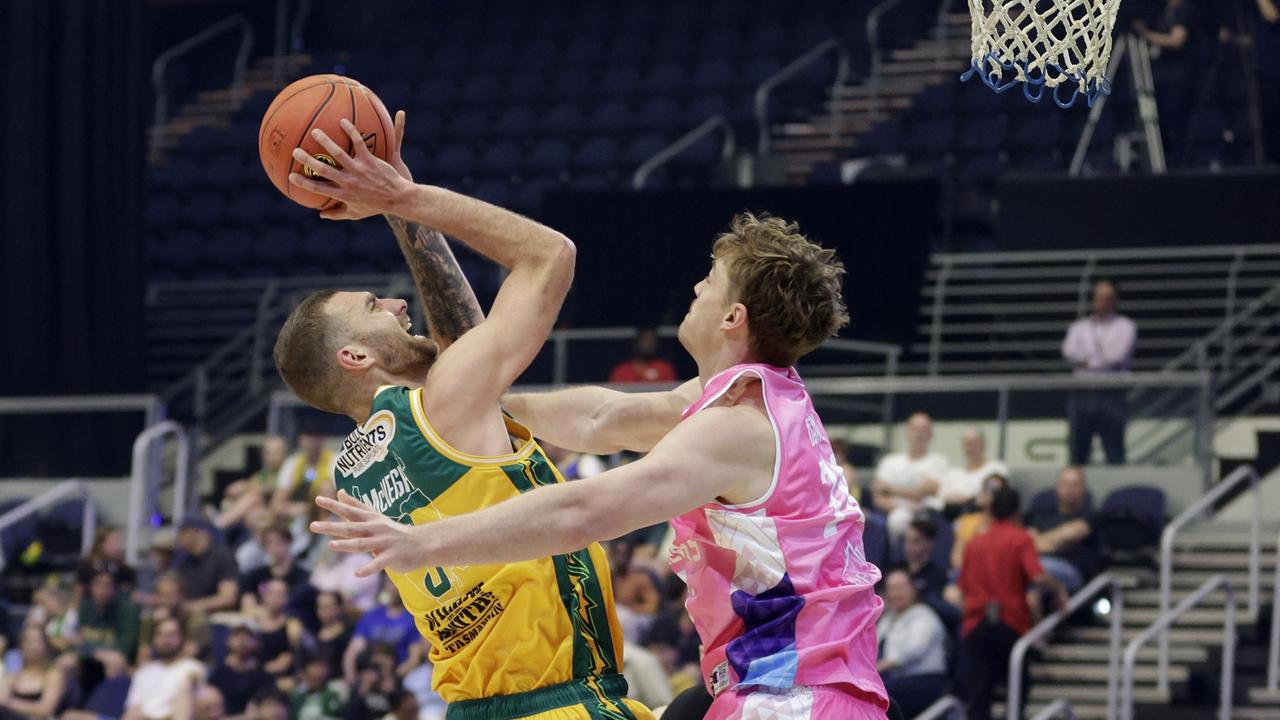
[608,542,662,644]
[234,506,275,575]
[75,568,140,690]
[1027,466,1099,593]
[123,617,205,720]
[247,579,303,678]
[309,542,380,613]
[271,432,336,524]
[876,570,947,718]
[135,529,177,603]
[384,688,420,720]
[208,625,273,720]
[399,647,447,720]
[641,602,701,693]
[341,579,419,685]
[27,580,78,654]
[940,427,1008,516]
[290,655,348,720]
[174,517,241,615]
[308,591,353,667]
[622,641,674,712]
[0,626,66,719]
[889,517,949,600]
[245,687,290,720]
[955,487,1069,720]
[215,436,288,533]
[950,474,1009,572]
[78,527,138,598]
[140,572,210,662]
[609,328,678,384]
[240,524,317,628]
[194,684,226,720]
[873,412,950,540]
[343,642,401,719]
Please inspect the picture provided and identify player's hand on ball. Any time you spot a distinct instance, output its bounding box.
[311,490,427,576]
[289,115,413,222]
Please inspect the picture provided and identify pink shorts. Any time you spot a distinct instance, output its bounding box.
[706,685,888,720]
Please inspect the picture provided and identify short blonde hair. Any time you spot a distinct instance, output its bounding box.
[712,213,849,367]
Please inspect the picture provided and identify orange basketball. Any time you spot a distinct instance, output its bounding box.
[258,74,392,209]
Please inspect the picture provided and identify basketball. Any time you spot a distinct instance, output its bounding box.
[257,74,392,209]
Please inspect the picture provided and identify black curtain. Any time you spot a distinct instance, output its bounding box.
[0,0,149,475]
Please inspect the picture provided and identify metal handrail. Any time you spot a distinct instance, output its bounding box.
[126,420,191,565]
[632,116,735,190]
[1268,525,1279,694]
[867,0,911,116]
[152,14,255,130]
[1029,700,1077,720]
[754,38,850,155]
[913,694,966,720]
[0,479,97,575]
[1123,575,1236,720]
[1157,465,1259,694]
[0,394,165,428]
[930,244,1280,265]
[1008,572,1124,720]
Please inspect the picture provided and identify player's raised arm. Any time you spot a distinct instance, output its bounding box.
[504,379,702,454]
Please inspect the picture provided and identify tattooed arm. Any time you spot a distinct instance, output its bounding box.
[384,216,485,351]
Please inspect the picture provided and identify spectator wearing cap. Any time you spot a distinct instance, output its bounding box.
[939,428,1008,517]
[139,572,210,663]
[955,487,1070,720]
[239,524,317,629]
[1062,278,1136,465]
[873,413,950,541]
[123,617,205,720]
[208,624,273,720]
[876,570,947,718]
[174,517,240,615]
[1026,466,1099,593]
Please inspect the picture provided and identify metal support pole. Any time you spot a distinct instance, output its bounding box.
[553,335,569,385]
[1109,583,1124,720]
[996,386,1010,460]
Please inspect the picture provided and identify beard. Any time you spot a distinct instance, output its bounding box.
[363,328,440,378]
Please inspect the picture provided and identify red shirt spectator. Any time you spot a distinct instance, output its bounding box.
[957,519,1043,635]
[609,329,677,384]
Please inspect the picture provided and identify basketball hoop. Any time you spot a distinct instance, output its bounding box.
[961,0,1122,108]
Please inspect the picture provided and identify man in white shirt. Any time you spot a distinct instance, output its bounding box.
[123,616,205,720]
[874,412,951,540]
[940,427,1009,515]
[1061,279,1137,465]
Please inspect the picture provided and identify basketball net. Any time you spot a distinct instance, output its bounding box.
[961,0,1122,108]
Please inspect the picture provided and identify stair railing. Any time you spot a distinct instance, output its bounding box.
[754,39,850,155]
[152,14,255,131]
[1123,575,1236,720]
[1007,572,1125,720]
[0,479,97,575]
[1157,465,1260,694]
[1029,700,1077,720]
[633,116,735,189]
[914,695,966,720]
[126,420,191,566]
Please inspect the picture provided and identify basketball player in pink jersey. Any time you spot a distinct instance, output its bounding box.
[313,213,890,719]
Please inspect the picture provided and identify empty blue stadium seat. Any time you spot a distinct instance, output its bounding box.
[549,68,592,100]
[905,119,955,156]
[573,136,622,171]
[504,71,547,102]
[431,143,477,178]
[598,66,642,98]
[690,58,736,92]
[643,62,689,95]
[623,133,671,167]
[607,34,651,64]
[477,141,524,175]
[460,75,503,106]
[443,107,491,139]
[634,97,682,130]
[526,139,572,174]
[564,36,605,67]
[960,114,1009,152]
[856,122,904,155]
[517,38,557,68]
[540,103,586,135]
[587,101,633,133]
[471,179,512,208]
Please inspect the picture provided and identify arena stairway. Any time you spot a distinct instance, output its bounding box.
[765,11,972,182]
[993,522,1278,720]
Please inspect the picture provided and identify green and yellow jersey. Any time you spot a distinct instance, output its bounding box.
[334,385,630,708]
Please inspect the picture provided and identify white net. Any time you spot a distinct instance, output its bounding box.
[963,0,1122,107]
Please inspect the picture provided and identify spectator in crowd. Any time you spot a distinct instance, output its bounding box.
[341,578,418,685]
[78,527,138,597]
[247,579,303,678]
[0,626,66,719]
[890,518,949,600]
[609,543,663,644]
[383,688,420,720]
[27,581,78,654]
[874,412,950,540]
[1134,0,1199,159]
[271,431,336,524]
[940,427,1008,516]
[308,543,380,613]
[608,328,678,384]
[139,572,210,663]
[342,642,401,719]
[955,487,1069,720]
[208,625,273,720]
[641,601,702,693]
[245,687,290,720]
[174,517,241,615]
[876,570,947,718]
[950,474,1010,572]
[234,506,276,575]
[123,617,205,720]
[136,529,178,602]
[540,441,607,480]
[194,684,227,720]
[1027,466,1099,593]
[308,592,353,667]
[216,436,289,533]
[622,641,674,712]
[75,568,140,687]
[290,655,348,720]
[831,439,861,502]
[1061,278,1136,465]
[240,524,317,628]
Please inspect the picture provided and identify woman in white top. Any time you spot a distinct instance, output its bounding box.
[877,569,948,717]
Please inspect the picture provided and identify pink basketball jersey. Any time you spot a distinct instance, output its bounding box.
[668,364,887,710]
